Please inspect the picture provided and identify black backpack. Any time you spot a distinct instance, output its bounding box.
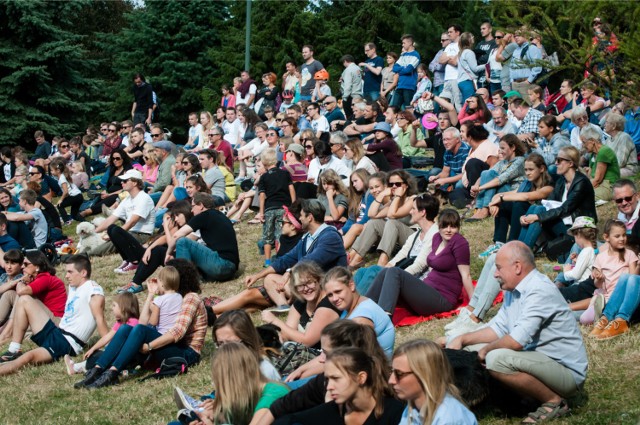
[139,357,188,381]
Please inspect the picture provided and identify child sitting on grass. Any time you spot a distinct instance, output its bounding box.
[64,292,140,375]
[555,217,598,288]
[139,266,183,335]
[255,148,295,268]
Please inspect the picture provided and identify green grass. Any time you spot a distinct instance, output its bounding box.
[1,203,639,425]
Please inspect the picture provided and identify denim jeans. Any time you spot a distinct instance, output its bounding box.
[407,167,442,180]
[155,207,168,228]
[97,324,200,372]
[469,253,502,320]
[493,200,529,243]
[173,187,188,200]
[458,80,475,104]
[149,191,162,205]
[363,91,380,102]
[518,205,568,249]
[391,89,416,110]
[603,274,640,322]
[176,238,236,281]
[475,170,511,209]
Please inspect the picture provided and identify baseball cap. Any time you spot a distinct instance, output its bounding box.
[152,140,175,152]
[286,144,305,156]
[118,169,143,181]
[504,90,522,100]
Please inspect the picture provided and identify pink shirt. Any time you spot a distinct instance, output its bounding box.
[461,140,499,187]
[112,317,139,332]
[593,248,636,300]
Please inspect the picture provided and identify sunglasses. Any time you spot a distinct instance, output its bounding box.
[28,172,40,176]
[209,133,220,137]
[389,181,404,187]
[391,369,414,380]
[266,133,277,137]
[300,138,310,142]
[323,101,334,105]
[181,161,190,165]
[554,157,570,164]
[305,145,313,149]
[59,145,69,148]
[122,125,131,129]
[108,129,116,132]
[615,195,635,204]
[112,157,123,161]
[100,128,107,132]
[151,133,162,138]
[276,118,283,122]
[440,39,449,42]
[495,35,504,39]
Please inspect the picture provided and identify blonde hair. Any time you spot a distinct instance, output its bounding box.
[260,148,277,167]
[72,160,85,172]
[157,266,180,292]
[394,339,465,425]
[289,261,324,301]
[211,342,266,425]
[143,144,159,166]
[345,138,367,164]
[317,169,348,197]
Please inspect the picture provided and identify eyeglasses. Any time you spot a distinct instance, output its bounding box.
[112,157,123,161]
[277,219,291,226]
[554,157,570,164]
[151,133,162,138]
[323,101,334,105]
[266,133,277,137]
[396,117,406,121]
[306,108,316,112]
[305,145,313,150]
[389,181,404,187]
[294,281,316,291]
[280,124,290,128]
[391,369,414,380]
[615,195,635,204]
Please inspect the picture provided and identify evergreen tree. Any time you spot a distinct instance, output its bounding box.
[0,0,105,147]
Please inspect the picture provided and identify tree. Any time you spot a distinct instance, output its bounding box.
[0,0,106,148]
[104,0,229,143]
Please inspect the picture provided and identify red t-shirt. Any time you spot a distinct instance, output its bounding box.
[214,140,234,170]
[28,272,67,317]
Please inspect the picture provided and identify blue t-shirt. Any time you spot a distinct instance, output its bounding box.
[341,298,395,357]
[363,56,384,93]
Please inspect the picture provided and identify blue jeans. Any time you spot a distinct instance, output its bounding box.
[603,274,640,322]
[97,324,200,372]
[458,80,475,104]
[149,191,162,205]
[406,167,442,180]
[475,170,511,209]
[391,88,416,110]
[364,91,380,102]
[286,375,315,389]
[518,205,568,249]
[174,187,188,200]
[176,238,236,281]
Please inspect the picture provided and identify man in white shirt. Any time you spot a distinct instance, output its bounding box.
[185,112,203,151]
[91,170,156,259]
[222,107,243,147]
[307,140,351,185]
[307,102,330,137]
[235,71,257,107]
[0,255,107,376]
[438,24,463,110]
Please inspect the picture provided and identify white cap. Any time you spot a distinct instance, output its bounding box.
[118,169,143,181]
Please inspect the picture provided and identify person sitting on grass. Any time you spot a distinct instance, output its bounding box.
[3,189,49,248]
[0,255,108,375]
[243,199,347,311]
[447,241,588,425]
[255,148,296,268]
[64,292,140,375]
[74,258,207,389]
[0,249,24,343]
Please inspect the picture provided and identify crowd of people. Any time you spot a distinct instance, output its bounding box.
[0,16,637,425]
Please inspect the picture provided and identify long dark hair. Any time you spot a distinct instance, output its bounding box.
[165,258,201,295]
[25,250,56,275]
[109,148,132,174]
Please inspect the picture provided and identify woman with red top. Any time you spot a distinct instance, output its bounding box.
[102,123,123,157]
[75,258,207,389]
[457,94,491,125]
[17,251,66,321]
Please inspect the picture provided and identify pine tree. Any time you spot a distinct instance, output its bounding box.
[0,0,106,147]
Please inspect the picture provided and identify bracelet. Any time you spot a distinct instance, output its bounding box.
[147,342,153,351]
[499,194,504,202]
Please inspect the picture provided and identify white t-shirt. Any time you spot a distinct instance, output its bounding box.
[112,191,155,234]
[58,174,82,197]
[236,84,257,105]
[222,119,243,146]
[355,156,378,175]
[311,116,330,133]
[189,123,203,147]
[307,156,352,186]
[59,280,104,354]
[3,162,11,181]
[260,357,281,381]
[444,42,460,81]
[121,135,129,148]
[153,292,183,335]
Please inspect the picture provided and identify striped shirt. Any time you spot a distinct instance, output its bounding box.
[443,142,471,175]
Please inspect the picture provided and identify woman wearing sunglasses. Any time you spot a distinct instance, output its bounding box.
[80,148,133,218]
[102,123,123,157]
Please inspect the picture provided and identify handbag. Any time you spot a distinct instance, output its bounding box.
[393,231,420,270]
[273,341,321,375]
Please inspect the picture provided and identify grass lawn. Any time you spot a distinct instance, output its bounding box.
[0,201,639,424]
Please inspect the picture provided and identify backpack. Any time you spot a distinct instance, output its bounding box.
[519,44,552,88]
[272,341,321,376]
[139,356,188,381]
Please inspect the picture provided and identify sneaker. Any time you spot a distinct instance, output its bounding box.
[174,386,203,412]
[113,261,129,273]
[116,262,138,274]
[444,308,472,331]
[86,368,119,389]
[478,242,503,259]
[596,318,630,340]
[115,282,134,294]
[445,314,484,338]
[590,316,609,338]
[125,283,144,294]
[268,305,291,313]
[592,294,605,322]
[74,367,103,389]
[0,350,22,363]
[64,354,76,375]
[234,176,246,184]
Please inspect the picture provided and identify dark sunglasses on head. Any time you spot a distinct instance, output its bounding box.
[615,195,635,204]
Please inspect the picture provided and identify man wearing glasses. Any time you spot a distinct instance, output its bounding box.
[428,33,451,101]
[120,120,133,148]
[307,102,329,137]
[322,96,345,126]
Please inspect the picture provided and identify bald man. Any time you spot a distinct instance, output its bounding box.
[448,241,588,422]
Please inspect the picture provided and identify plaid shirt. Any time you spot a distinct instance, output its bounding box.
[517,108,544,136]
[167,293,208,354]
[443,142,471,175]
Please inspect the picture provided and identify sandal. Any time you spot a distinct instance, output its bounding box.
[522,400,570,424]
[247,218,263,224]
[0,350,22,363]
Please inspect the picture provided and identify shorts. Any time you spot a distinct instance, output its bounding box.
[30,319,77,361]
[262,209,284,246]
